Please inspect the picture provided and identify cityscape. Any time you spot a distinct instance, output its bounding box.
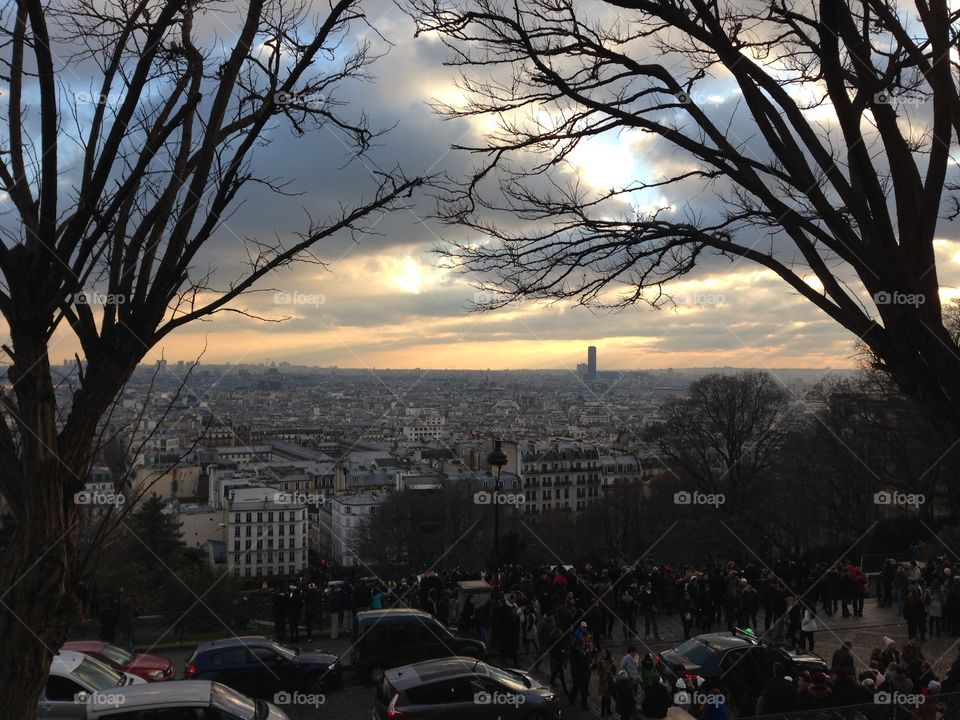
[2,1,960,719]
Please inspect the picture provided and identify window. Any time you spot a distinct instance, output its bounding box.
[210,648,248,667]
[44,675,84,701]
[390,625,415,645]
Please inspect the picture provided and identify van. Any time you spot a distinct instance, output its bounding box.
[351,608,485,683]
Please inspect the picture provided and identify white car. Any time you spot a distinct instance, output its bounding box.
[84,680,289,719]
[38,650,145,719]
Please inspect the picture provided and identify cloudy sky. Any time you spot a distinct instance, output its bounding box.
[17,0,960,372]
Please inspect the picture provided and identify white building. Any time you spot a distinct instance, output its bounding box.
[226,487,308,580]
[328,493,385,567]
[400,408,445,442]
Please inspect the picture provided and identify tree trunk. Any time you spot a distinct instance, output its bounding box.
[0,327,84,720]
[0,524,79,720]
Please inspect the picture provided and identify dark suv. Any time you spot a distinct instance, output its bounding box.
[657,630,827,700]
[351,608,486,682]
[184,636,341,697]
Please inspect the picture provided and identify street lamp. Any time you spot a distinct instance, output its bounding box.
[487,439,508,571]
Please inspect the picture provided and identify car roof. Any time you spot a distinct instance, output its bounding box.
[358,608,433,622]
[62,641,107,653]
[85,681,216,715]
[693,632,758,650]
[195,636,271,653]
[51,650,89,674]
[386,657,488,689]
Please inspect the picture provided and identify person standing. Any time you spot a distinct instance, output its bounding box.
[800,604,818,652]
[287,584,304,641]
[618,645,640,693]
[548,619,568,692]
[304,583,321,642]
[925,582,944,638]
[568,632,595,710]
[612,671,636,720]
[639,582,660,640]
[273,587,287,640]
[98,597,119,644]
[327,584,341,640]
[118,594,136,653]
[680,592,695,640]
[595,648,617,717]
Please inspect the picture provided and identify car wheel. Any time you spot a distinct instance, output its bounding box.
[368,663,385,685]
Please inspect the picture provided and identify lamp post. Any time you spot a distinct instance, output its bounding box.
[487,439,508,571]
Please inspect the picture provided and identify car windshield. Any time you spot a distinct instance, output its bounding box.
[99,644,134,665]
[212,682,259,719]
[72,656,126,690]
[484,666,530,691]
[271,642,299,660]
[672,639,715,667]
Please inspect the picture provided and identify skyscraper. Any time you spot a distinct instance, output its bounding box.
[587,346,597,380]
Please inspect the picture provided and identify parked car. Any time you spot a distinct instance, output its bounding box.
[352,608,486,683]
[83,679,288,719]
[184,636,341,697]
[374,656,561,720]
[656,629,828,700]
[62,641,175,682]
[38,650,145,720]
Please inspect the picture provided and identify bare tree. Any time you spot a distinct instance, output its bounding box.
[0,0,423,715]
[654,371,790,501]
[409,0,960,436]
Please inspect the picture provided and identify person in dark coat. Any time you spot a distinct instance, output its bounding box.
[304,583,322,642]
[273,588,288,640]
[760,664,796,714]
[118,595,136,652]
[98,597,119,644]
[287,584,304,641]
[831,640,856,677]
[567,632,595,710]
[612,670,636,720]
[640,678,672,719]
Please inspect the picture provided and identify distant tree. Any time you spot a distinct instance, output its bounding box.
[655,371,790,503]
[410,0,960,439]
[353,483,488,575]
[0,1,423,715]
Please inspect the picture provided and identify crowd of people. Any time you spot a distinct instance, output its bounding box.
[262,548,960,717]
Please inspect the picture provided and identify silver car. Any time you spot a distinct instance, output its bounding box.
[374,656,561,720]
[83,680,289,719]
[39,650,145,719]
